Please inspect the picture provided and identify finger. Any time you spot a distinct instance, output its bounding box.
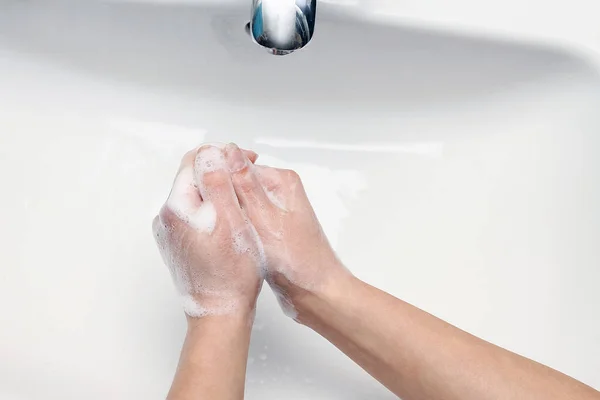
[253,165,284,193]
[181,145,257,190]
[166,151,202,218]
[197,142,258,164]
[253,166,306,210]
[243,149,259,164]
[224,143,271,210]
[194,145,243,221]
[179,148,198,170]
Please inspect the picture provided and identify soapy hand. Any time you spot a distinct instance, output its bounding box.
[222,144,350,318]
[153,145,265,318]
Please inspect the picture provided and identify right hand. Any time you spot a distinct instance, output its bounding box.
[222,143,351,318]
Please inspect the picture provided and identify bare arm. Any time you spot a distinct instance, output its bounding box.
[167,314,253,400]
[220,143,600,400]
[293,271,600,400]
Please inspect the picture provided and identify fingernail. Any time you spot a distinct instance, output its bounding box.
[225,143,247,172]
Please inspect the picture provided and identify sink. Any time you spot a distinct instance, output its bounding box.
[0,1,599,399]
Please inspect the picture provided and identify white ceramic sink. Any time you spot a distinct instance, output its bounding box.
[1,1,599,399]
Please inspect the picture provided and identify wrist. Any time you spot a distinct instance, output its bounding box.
[186,307,256,333]
[186,299,256,333]
[170,302,254,400]
[287,267,358,327]
[184,282,262,320]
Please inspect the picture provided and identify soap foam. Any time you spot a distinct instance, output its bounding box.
[272,285,298,319]
[165,166,217,234]
[189,201,217,233]
[166,166,200,220]
[193,146,230,201]
[265,188,286,210]
[232,222,267,279]
[194,146,226,176]
[181,294,208,318]
[180,293,241,318]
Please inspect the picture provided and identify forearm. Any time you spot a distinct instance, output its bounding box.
[167,312,254,400]
[294,272,599,400]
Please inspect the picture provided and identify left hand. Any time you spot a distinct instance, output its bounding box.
[152,145,265,318]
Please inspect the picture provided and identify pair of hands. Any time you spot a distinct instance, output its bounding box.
[152,144,600,400]
[153,143,346,320]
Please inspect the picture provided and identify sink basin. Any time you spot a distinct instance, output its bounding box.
[0,1,599,399]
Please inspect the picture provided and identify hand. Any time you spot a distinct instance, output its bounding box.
[153,145,265,318]
[222,143,351,319]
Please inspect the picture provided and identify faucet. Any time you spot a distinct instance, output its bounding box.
[249,0,317,55]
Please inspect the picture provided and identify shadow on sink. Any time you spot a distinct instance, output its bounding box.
[0,0,598,116]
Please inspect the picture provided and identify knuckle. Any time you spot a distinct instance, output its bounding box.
[158,205,178,226]
[255,167,282,191]
[283,168,301,182]
[263,180,279,193]
[233,170,256,194]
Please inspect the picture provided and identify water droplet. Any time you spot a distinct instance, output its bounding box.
[259,353,268,361]
[248,357,255,365]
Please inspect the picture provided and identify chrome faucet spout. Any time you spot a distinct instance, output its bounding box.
[250,0,317,55]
